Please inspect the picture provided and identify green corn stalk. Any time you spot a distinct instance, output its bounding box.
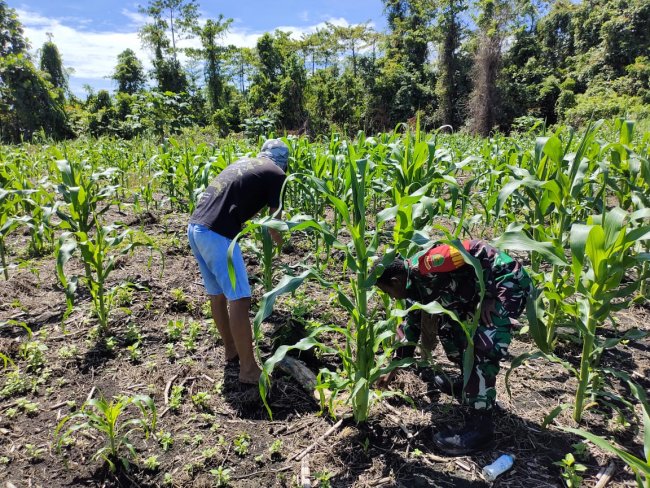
[0,189,24,280]
[569,207,650,422]
[56,223,160,332]
[561,372,650,488]
[55,394,157,472]
[494,122,603,349]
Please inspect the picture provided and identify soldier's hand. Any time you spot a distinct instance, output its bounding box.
[269,228,283,246]
[480,298,497,326]
[376,371,396,389]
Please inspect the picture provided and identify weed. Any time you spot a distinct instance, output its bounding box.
[191,391,211,410]
[555,452,587,488]
[166,319,183,342]
[314,469,333,488]
[104,336,117,353]
[169,385,184,411]
[234,432,251,456]
[24,444,45,462]
[210,466,231,487]
[158,431,174,452]
[143,455,160,471]
[183,321,201,353]
[127,342,142,363]
[125,322,142,344]
[19,340,48,373]
[58,345,79,360]
[269,438,283,459]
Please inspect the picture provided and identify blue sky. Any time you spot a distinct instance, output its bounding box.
[9,0,386,95]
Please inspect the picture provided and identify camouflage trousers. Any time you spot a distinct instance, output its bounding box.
[437,299,518,411]
[402,277,532,411]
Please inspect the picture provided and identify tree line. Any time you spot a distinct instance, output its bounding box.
[1,0,649,143]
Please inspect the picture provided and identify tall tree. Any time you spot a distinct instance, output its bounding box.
[0,2,71,142]
[138,0,198,92]
[374,0,436,128]
[467,0,513,136]
[0,0,27,56]
[433,0,466,127]
[327,22,373,77]
[112,49,146,94]
[187,15,232,111]
[39,36,68,92]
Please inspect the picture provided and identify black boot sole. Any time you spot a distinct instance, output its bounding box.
[432,435,494,456]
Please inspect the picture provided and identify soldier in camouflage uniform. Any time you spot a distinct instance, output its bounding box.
[374,239,532,455]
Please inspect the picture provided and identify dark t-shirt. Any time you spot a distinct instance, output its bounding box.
[189,157,286,239]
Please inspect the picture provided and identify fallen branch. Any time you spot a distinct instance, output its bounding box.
[301,454,311,488]
[384,403,413,439]
[595,462,616,488]
[231,465,292,480]
[86,386,97,403]
[291,417,345,462]
[164,374,179,405]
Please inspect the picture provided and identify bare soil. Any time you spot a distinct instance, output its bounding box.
[1,207,649,488]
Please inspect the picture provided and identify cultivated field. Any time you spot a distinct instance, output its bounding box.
[1,120,649,487]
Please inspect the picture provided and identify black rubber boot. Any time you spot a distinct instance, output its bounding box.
[433,374,463,399]
[433,410,494,456]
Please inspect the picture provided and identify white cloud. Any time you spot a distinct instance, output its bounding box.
[17,8,361,85]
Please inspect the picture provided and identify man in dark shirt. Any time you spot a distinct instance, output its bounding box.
[187,139,288,384]
[374,240,532,455]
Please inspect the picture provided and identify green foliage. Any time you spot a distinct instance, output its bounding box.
[0,53,72,142]
[55,394,157,472]
[112,49,146,95]
[39,39,68,92]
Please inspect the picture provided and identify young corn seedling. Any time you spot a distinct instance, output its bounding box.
[56,223,159,332]
[568,207,650,422]
[55,394,157,473]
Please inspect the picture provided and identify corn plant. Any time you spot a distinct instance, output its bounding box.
[56,223,160,332]
[55,394,157,472]
[495,122,604,350]
[54,156,119,235]
[562,374,650,488]
[0,189,21,280]
[568,207,649,422]
[243,159,432,422]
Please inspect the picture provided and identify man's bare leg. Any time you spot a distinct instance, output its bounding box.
[228,297,261,384]
[209,294,237,362]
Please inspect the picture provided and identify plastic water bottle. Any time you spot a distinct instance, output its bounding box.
[482,454,515,481]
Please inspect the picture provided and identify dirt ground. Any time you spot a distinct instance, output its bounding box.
[1,207,648,488]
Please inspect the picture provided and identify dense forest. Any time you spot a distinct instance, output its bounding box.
[1,0,649,143]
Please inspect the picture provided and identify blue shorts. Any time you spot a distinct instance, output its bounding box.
[187,223,251,300]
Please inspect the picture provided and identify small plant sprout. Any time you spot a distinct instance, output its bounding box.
[314,469,333,488]
[127,342,142,363]
[555,452,587,488]
[183,321,201,353]
[55,394,157,472]
[269,438,283,459]
[166,319,184,342]
[234,432,251,456]
[210,466,232,487]
[143,455,160,471]
[158,431,174,452]
[169,385,184,411]
[191,391,211,410]
[104,336,117,353]
[165,343,176,360]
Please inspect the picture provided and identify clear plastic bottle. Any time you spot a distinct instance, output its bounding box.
[482,454,515,481]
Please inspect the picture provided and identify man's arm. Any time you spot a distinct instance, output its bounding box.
[268,207,283,246]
